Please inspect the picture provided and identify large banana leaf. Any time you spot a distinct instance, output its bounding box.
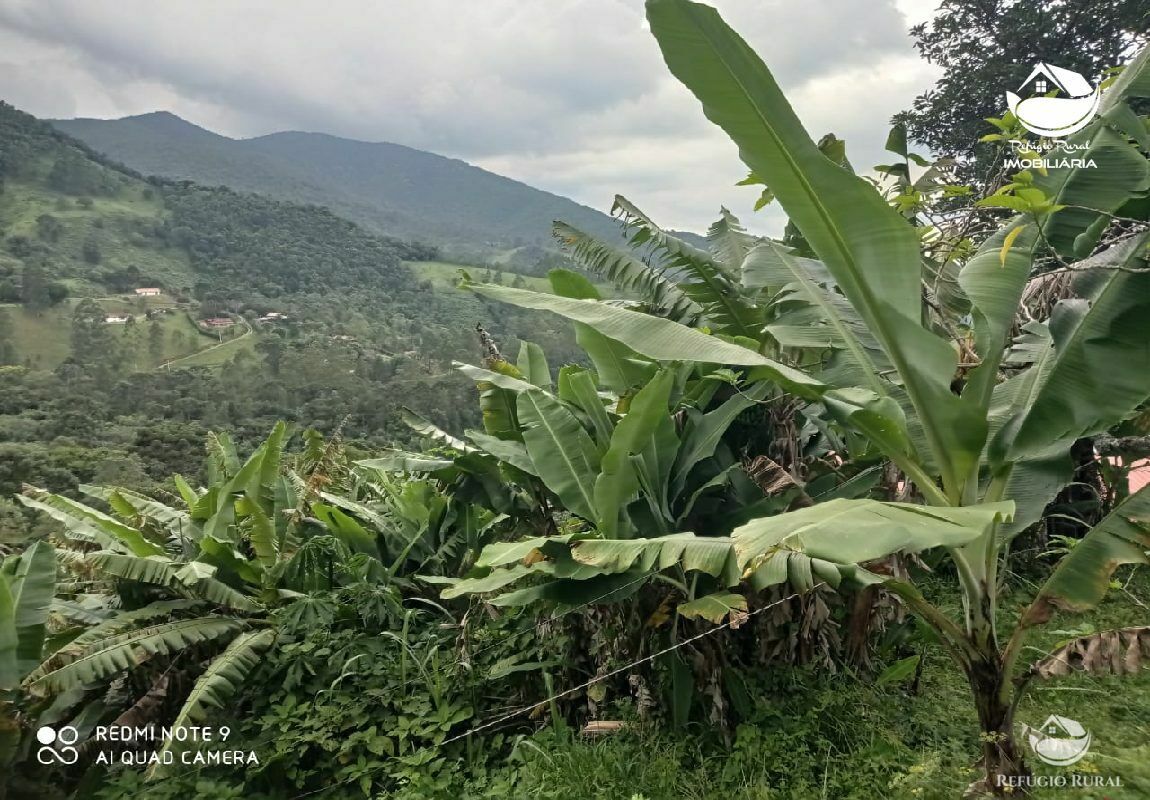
[731,499,1015,568]
[645,0,918,317]
[572,533,741,586]
[86,552,257,611]
[1,543,55,686]
[999,234,1150,462]
[743,241,889,395]
[1021,484,1150,627]
[17,492,165,557]
[594,369,675,537]
[517,390,601,521]
[148,628,275,776]
[671,382,769,499]
[645,0,983,497]
[401,408,477,453]
[467,282,823,396]
[26,617,244,695]
[1,542,55,679]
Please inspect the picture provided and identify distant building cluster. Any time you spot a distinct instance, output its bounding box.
[258,312,288,322]
[134,287,162,296]
[104,315,131,324]
[202,317,233,328]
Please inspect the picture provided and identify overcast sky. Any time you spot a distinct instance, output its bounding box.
[0,0,941,234]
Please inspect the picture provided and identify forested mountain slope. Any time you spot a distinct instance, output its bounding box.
[52,111,625,250]
[0,100,580,506]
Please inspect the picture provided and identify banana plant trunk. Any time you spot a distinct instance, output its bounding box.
[966,657,1028,795]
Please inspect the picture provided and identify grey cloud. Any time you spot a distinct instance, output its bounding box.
[0,0,939,234]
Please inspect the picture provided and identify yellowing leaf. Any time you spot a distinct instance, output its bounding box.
[1000,225,1025,268]
[676,591,748,624]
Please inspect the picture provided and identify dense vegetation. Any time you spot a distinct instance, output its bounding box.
[0,100,587,516]
[4,1,1150,798]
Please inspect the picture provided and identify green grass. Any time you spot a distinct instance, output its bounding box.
[2,299,215,370]
[165,321,257,369]
[406,260,557,292]
[460,571,1150,800]
[0,166,196,293]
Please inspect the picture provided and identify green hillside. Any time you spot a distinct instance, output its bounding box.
[0,100,585,499]
[51,111,627,253]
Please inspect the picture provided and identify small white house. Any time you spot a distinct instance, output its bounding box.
[134,287,161,297]
[104,315,130,324]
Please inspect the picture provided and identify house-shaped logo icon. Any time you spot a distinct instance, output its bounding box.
[1024,714,1092,766]
[1006,63,1100,137]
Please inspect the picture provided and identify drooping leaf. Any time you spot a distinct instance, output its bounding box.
[1022,485,1150,627]
[86,552,257,611]
[676,591,748,624]
[554,221,700,323]
[467,283,823,397]
[148,628,275,776]
[401,408,477,453]
[1031,627,1150,679]
[26,617,244,695]
[732,499,1015,569]
[440,564,545,600]
[17,492,165,557]
[357,451,456,473]
[517,390,601,521]
[571,533,741,586]
[465,429,538,475]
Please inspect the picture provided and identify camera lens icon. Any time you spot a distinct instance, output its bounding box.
[35,725,80,764]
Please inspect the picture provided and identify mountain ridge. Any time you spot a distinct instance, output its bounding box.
[50,111,628,253]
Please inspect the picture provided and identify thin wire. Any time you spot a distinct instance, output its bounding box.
[286,584,820,800]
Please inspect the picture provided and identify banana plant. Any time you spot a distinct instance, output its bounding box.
[366,330,870,606]
[9,423,443,778]
[1,541,55,773]
[451,1,1150,793]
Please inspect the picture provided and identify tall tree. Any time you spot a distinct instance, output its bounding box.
[895,0,1149,170]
